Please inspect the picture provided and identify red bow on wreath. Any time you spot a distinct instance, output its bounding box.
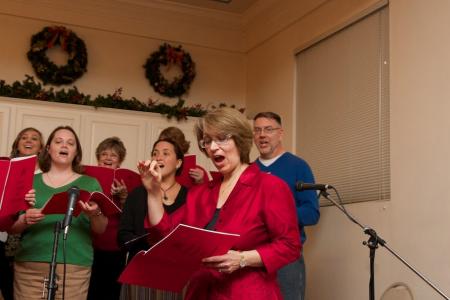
[47,26,70,50]
[166,46,184,65]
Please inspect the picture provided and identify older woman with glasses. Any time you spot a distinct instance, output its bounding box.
[139,107,301,299]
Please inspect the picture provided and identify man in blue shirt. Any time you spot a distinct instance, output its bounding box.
[253,112,320,300]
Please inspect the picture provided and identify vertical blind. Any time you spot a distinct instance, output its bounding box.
[296,7,389,204]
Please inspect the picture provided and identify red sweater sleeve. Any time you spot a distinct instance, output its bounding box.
[256,177,302,274]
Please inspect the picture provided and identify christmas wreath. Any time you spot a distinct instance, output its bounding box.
[144,43,196,98]
[27,26,88,85]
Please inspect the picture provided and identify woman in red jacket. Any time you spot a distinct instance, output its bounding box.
[139,107,301,299]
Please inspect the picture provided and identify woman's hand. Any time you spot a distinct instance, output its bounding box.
[25,189,36,207]
[23,208,45,225]
[79,200,108,234]
[137,160,162,193]
[202,250,244,274]
[189,168,205,184]
[79,200,102,218]
[111,179,128,205]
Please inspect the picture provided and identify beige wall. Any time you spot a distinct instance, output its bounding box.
[246,0,450,299]
[246,0,385,150]
[0,0,246,108]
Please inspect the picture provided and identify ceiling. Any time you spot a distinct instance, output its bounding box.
[163,0,260,14]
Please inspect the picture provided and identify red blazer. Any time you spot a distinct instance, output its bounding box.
[149,163,301,300]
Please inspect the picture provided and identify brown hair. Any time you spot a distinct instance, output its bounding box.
[95,137,127,163]
[10,127,44,158]
[152,138,184,176]
[158,127,190,154]
[194,107,253,164]
[39,126,83,173]
[253,111,282,126]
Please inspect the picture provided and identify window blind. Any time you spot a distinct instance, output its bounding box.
[295,7,389,204]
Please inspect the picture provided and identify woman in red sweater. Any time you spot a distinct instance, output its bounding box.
[140,107,301,299]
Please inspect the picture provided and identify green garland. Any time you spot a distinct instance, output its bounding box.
[0,76,244,120]
[27,26,88,85]
[144,43,196,98]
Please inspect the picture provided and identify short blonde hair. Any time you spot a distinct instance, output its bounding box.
[95,137,127,163]
[194,107,253,164]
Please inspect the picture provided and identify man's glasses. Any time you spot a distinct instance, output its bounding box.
[199,134,233,149]
[253,127,281,135]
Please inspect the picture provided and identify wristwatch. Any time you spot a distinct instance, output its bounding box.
[239,252,247,268]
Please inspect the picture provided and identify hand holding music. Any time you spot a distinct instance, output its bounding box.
[23,207,45,225]
[202,250,243,274]
[25,188,36,207]
[189,168,205,184]
[79,200,102,218]
[111,178,128,205]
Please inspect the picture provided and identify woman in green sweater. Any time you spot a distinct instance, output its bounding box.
[9,126,108,300]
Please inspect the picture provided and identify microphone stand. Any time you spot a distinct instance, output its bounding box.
[320,189,450,300]
[47,221,62,300]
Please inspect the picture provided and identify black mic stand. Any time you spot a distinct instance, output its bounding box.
[46,221,62,300]
[319,189,450,300]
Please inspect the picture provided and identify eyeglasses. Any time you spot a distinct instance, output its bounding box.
[199,134,233,149]
[253,127,281,135]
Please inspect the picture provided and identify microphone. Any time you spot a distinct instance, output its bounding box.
[296,181,333,191]
[62,186,80,239]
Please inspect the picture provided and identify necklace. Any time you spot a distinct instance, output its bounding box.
[219,164,247,199]
[46,172,77,188]
[160,181,178,201]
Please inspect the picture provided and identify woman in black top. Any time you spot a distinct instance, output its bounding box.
[118,138,187,300]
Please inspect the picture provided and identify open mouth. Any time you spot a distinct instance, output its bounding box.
[59,150,69,157]
[213,155,225,163]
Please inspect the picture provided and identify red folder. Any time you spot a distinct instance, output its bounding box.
[0,155,37,217]
[83,165,141,197]
[175,154,196,187]
[119,224,240,292]
[41,189,122,217]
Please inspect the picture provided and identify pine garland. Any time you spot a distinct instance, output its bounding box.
[0,76,243,120]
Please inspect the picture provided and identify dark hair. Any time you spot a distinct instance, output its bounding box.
[95,137,127,163]
[10,127,44,158]
[152,138,184,176]
[253,111,282,126]
[194,107,253,164]
[158,127,190,154]
[39,126,83,173]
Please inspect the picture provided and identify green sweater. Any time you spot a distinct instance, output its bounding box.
[15,173,101,267]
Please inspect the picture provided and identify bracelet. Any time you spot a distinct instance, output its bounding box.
[239,252,247,268]
[92,210,103,217]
